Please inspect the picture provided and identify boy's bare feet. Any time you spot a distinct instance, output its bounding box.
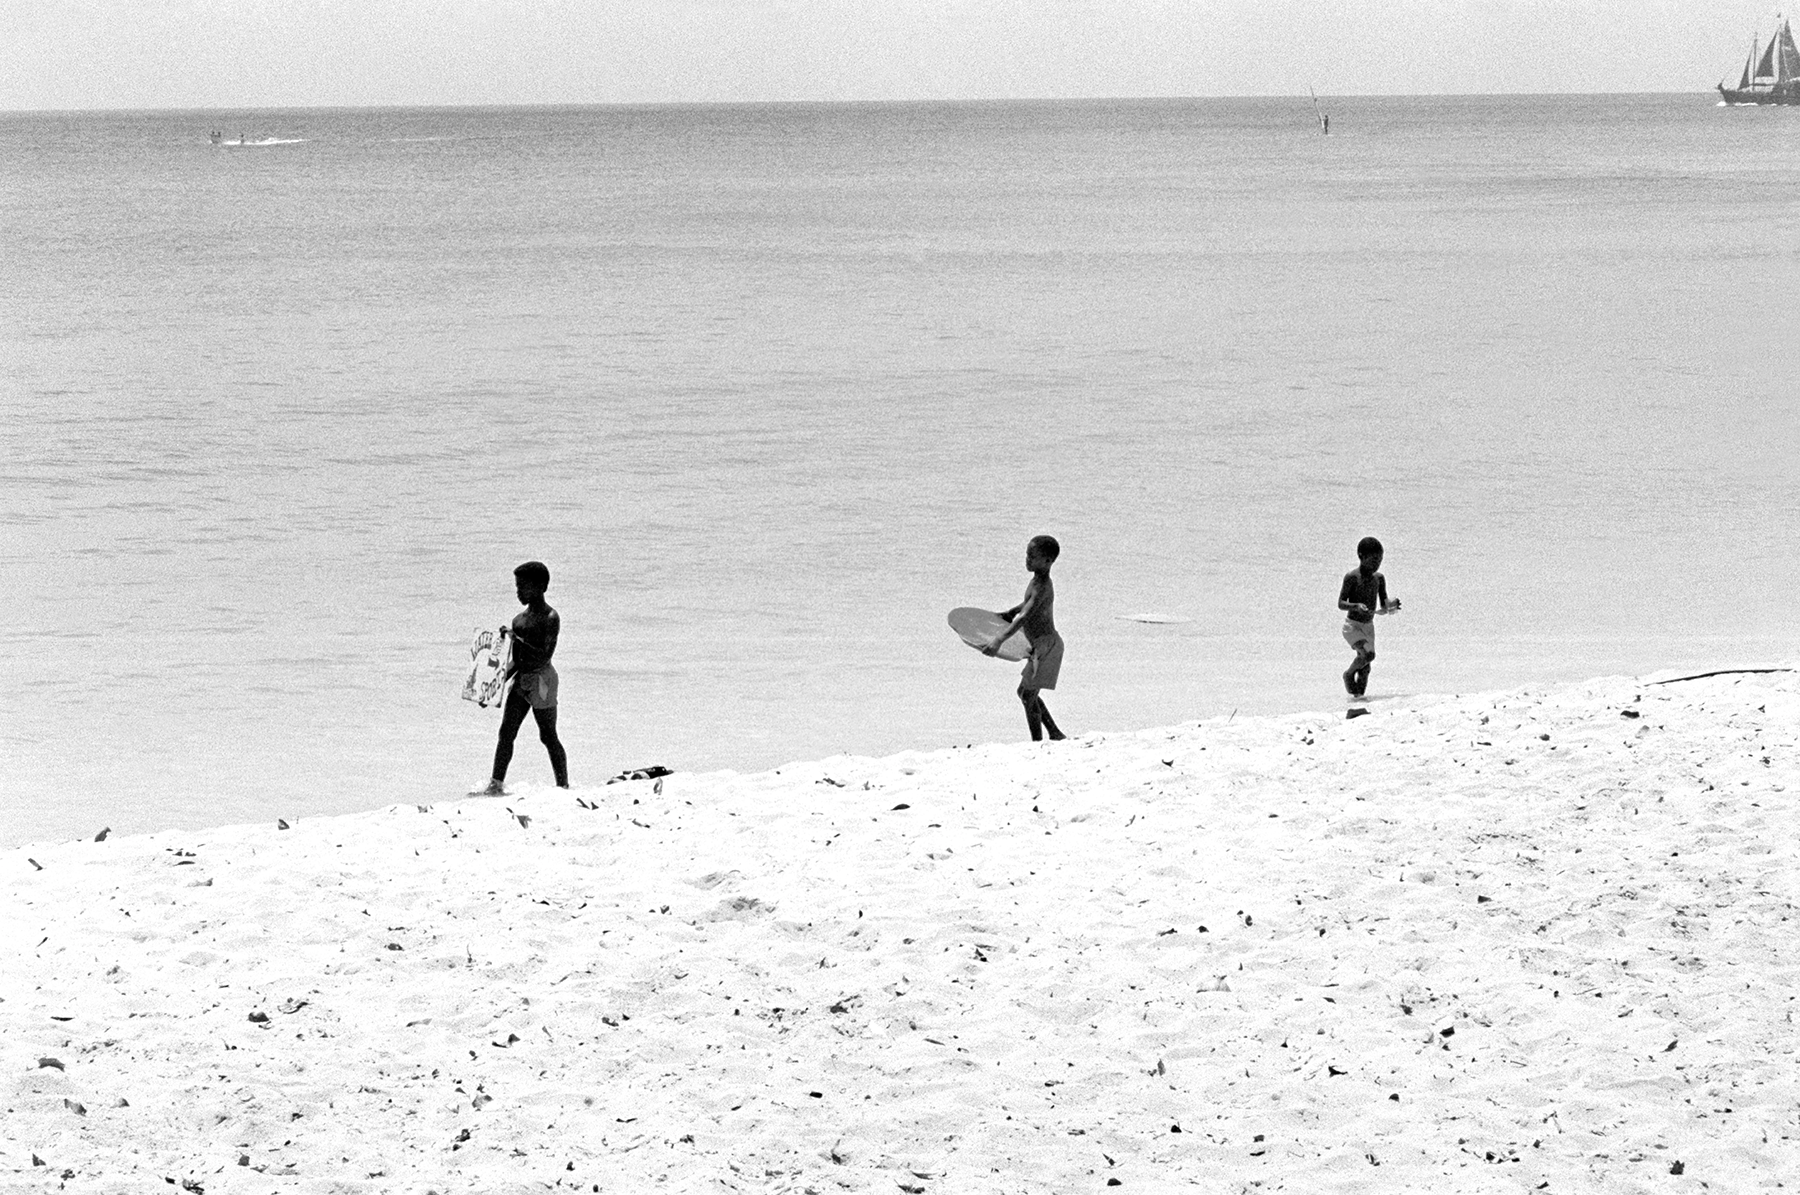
[470,779,505,796]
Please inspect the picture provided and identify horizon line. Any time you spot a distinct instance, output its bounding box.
[0,90,1735,117]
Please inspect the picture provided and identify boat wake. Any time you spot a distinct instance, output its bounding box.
[214,137,307,148]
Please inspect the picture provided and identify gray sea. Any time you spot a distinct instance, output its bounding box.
[3,96,1796,847]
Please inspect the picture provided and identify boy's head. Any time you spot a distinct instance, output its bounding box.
[1356,536,1383,568]
[514,560,550,600]
[1027,534,1060,571]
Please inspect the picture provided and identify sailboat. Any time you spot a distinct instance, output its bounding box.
[1718,15,1800,104]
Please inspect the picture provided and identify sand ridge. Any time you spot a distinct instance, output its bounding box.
[4,671,1797,1192]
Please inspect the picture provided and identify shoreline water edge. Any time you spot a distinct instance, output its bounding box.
[6,667,1796,1189]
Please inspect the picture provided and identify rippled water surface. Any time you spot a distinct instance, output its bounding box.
[4,96,1796,846]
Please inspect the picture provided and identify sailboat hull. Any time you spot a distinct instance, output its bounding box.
[1718,84,1800,104]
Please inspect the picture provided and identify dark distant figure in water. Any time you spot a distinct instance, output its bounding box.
[1338,536,1399,699]
[475,560,569,794]
[984,535,1067,742]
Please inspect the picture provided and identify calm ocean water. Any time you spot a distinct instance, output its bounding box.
[3,96,1796,847]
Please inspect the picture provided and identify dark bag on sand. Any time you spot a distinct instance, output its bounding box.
[606,765,673,785]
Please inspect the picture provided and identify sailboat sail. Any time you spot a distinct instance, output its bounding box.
[1778,21,1800,79]
[1755,38,1777,80]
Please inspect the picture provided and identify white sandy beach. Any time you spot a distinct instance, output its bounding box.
[4,669,1796,1193]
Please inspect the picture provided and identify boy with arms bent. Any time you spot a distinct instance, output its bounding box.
[476,561,570,794]
[985,535,1067,742]
[1338,536,1399,699]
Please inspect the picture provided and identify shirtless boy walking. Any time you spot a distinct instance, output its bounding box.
[476,561,570,794]
[985,535,1067,742]
[1338,536,1399,699]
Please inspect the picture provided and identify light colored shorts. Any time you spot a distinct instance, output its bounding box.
[1342,618,1374,652]
[514,664,559,710]
[1021,632,1064,692]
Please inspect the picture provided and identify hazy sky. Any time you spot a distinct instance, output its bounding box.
[0,0,1780,110]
